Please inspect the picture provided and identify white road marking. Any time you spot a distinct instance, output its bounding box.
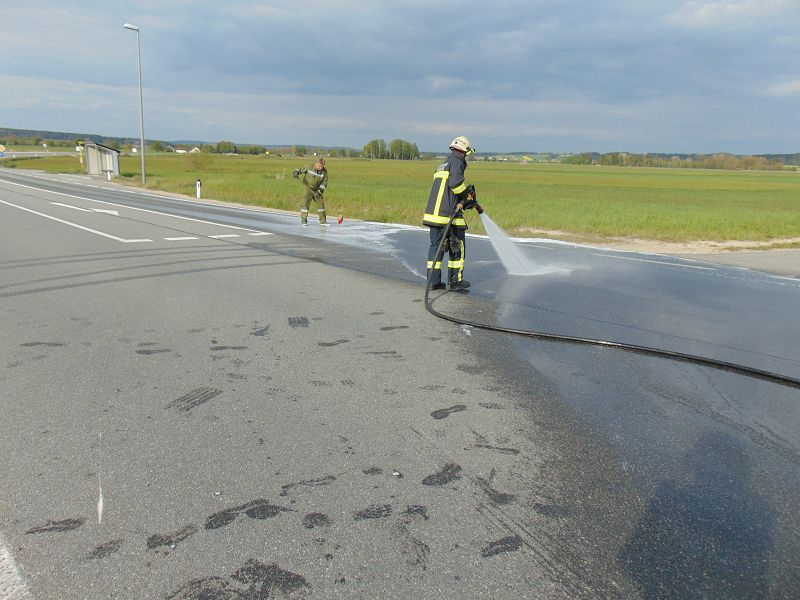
[50,201,92,212]
[0,178,262,233]
[50,202,119,216]
[208,234,239,239]
[0,199,151,243]
[591,253,716,270]
[164,236,200,241]
[0,533,34,600]
[247,232,273,236]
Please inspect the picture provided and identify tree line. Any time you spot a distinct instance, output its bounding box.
[563,152,789,171]
[362,138,420,160]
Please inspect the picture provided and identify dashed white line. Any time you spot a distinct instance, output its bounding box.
[0,199,151,243]
[0,178,262,233]
[164,236,199,241]
[208,234,240,239]
[247,232,273,236]
[50,201,92,212]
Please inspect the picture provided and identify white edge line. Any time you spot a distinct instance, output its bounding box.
[0,198,151,243]
[164,236,199,241]
[591,253,715,270]
[208,234,240,239]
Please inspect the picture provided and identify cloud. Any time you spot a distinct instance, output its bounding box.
[668,0,795,28]
[764,79,800,97]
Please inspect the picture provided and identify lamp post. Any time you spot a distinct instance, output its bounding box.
[123,23,146,185]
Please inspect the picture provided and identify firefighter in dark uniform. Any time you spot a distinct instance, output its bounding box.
[293,157,328,225]
[423,136,479,291]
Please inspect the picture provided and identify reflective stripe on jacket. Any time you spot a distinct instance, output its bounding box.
[422,151,469,229]
[299,164,328,192]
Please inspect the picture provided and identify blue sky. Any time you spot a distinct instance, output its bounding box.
[3,1,799,153]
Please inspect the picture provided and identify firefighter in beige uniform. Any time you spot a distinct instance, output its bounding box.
[293,158,328,225]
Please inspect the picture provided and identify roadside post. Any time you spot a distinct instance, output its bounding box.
[196,179,202,199]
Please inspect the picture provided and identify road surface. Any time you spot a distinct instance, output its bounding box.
[1,170,798,599]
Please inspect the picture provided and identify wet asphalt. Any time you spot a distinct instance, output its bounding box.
[0,170,798,598]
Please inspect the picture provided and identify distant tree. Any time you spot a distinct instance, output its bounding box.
[362,138,388,159]
[216,140,238,154]
[562,153,592,165]
[151,140,165,152]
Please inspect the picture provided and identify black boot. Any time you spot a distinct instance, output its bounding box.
[449,280,470,292]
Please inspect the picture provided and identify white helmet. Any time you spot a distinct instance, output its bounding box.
[449,136,475,155]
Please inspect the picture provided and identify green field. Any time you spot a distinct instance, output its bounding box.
[3,153,800,245]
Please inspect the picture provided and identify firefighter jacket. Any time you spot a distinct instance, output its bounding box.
[423,151,470,229]
[299,163,328,193]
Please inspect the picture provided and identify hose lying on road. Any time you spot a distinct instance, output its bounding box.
[424,214,800,390]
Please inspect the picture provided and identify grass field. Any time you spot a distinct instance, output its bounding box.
[3,153,800,245]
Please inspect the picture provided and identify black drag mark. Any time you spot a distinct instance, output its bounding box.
[166,387,223,413]
[251,325,270,337]
[479,402,506,410]
[146,524,197,550]
[210,346,247,351]
[364,350,398,355]
[227,373,247,380]
[243,499,289,520]
[167,560,310,599]
[318,339,349,347]
[451,388,467,395]
[135,348,171,355]
[309,380,331,387]
[354,504,393,520]
[482,535,523,557]
[88,539,124,559]
[534,503,570,519]
[232,560,310,597]
[137,342,157,347]
[20,341,66,347]
[280,475,336,496]
[26,518,84,534]
[204,507,240,531]
[475,444,520,455]
[205,500,288,530]
[302,512,331,529]
[404,505,429,520]
[380,325,409,331]
[166,576,229,600]
[340,379,355,386]
[457,363,487,375]
[422,463,462,486]
[363,466,383,475]
[476,477,516,505]
[369,311,384,315]
[430,404,467,420]
[288,316,309,328]
[421,384,444,391]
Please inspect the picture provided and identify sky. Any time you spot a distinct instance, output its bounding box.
[2,0,799,154]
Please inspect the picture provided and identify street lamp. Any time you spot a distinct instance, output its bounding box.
[124,23,146,185]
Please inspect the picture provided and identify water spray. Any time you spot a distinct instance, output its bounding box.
[424,206,800,390]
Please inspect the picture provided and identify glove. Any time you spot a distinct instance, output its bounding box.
[292,169,300,179]
[460,184,478,209]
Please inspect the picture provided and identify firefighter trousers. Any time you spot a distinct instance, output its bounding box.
[427,226,465,285]
[301,189,326,224]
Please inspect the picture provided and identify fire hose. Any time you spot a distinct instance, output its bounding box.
[424,211,800,390]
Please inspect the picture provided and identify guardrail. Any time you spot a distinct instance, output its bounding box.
[0,151,80,159]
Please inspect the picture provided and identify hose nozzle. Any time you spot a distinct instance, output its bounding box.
[474,202,484,215]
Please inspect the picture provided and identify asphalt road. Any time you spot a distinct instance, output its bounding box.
[1,170,798,599]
